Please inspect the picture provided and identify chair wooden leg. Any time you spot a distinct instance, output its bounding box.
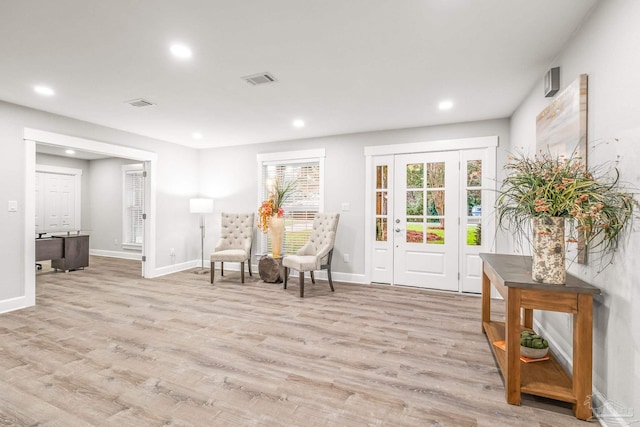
[248,259,253,277]
[310,271,316,284]
[299,272,305,298]
[284,267,288,289]
[241,262,245,283]
[211,262,215,284]
[221,262,224,276]
[327,266,335,292]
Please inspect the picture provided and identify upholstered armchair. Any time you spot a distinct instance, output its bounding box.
[283,213,340,297]
[210,213,254,284]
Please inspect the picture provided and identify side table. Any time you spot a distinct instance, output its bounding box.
[480,253,600,420]
[259,255,284,283]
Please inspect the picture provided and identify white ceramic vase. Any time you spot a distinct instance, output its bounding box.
[531,217,566,284]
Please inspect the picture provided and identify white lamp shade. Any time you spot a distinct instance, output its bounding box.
[189,198,214,213]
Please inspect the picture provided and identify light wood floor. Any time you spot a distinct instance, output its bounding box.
[0,257,596,426]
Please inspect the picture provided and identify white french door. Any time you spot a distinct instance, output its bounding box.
[369,146,495,293]
[393,152,459,290]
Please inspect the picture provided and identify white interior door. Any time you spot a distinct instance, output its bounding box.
[40,172,76,232]
[36,166,81,234]
[393,152,459,290]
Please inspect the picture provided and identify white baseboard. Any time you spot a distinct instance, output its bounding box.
[208,260,368,284]
[288,270,367,284]
[90,249,142,261]
[0,295,33,314]
[534,320,634,425]
[589,390,637,426]
[151,260,199,278]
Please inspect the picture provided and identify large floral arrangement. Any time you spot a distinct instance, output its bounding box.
[257,178,297,233]
[497,150,635,255]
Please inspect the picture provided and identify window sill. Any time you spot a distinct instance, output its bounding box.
[122,243,142,251]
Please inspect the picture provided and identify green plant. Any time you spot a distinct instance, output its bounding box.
[520,330,548,349]
[497,150,635,257]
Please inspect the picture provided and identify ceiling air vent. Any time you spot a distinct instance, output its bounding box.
[242,72,277,86]
[126,98,156,107]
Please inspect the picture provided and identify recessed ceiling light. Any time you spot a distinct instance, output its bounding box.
[34,85,55,96]
[170,43,192,59]
[438,100,454,110]
[192,132,203,140]
[65,149,76,155]
[293,119,305,128]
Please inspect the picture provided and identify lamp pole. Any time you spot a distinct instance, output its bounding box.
[190,198,214,274]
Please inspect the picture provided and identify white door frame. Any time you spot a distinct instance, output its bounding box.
[363,136,498,287]
[23,129,158,307]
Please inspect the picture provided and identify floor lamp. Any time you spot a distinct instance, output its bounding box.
[190,198,214,274]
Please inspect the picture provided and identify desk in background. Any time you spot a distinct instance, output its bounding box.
[36,234,90,272]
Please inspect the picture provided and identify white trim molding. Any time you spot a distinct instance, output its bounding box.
[364,135,498,157]
[256,148,325,164]
[24,129,158,293]
[25,128,158,162]
[90,249,143,261]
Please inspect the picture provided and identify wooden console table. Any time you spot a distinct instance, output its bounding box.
[480,253,600,420]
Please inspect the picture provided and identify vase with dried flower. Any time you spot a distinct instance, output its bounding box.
[497,149,635,284]
[258,178,297,258]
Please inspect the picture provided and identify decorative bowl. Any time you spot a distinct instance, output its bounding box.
[520,345,549,359]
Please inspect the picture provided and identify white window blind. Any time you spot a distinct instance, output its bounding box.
[122,165,144,247]
[259,153,324,255]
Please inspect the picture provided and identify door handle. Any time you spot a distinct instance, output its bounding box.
[395,228,402,232]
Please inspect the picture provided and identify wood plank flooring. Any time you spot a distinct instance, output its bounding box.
[0,257,596,426]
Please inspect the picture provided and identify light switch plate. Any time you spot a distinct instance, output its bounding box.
[8,200,17,212]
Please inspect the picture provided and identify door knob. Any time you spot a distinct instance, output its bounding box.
[395,219,401,223]
[395,228,401,232]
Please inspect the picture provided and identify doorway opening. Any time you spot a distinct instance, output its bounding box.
[23,129,157,308]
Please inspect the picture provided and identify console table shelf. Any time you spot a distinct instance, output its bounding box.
[480,253,600,420]
[483,320,574,403]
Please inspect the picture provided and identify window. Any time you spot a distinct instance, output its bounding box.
[122,164,144,249]
[257,149,325,255]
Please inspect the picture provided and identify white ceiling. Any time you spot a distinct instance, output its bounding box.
[1,0,598,149]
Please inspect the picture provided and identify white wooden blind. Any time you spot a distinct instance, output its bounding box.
[261,161,321,254]
[123,165,144,246]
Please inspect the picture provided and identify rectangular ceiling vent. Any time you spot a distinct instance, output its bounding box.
[126,98,156,107]
[242,72,277,86]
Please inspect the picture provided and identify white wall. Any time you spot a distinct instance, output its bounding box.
[0,100,200,306]
[88,158,141,254]
[198,118,511,279]
[510,0,640,419]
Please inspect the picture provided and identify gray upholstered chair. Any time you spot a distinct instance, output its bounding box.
[210,213,254,284]
[283,213,340,297]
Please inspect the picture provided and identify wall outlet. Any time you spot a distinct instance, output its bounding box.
[341,202,350,212]
[343,253,350,263]
[7,201,18,212]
